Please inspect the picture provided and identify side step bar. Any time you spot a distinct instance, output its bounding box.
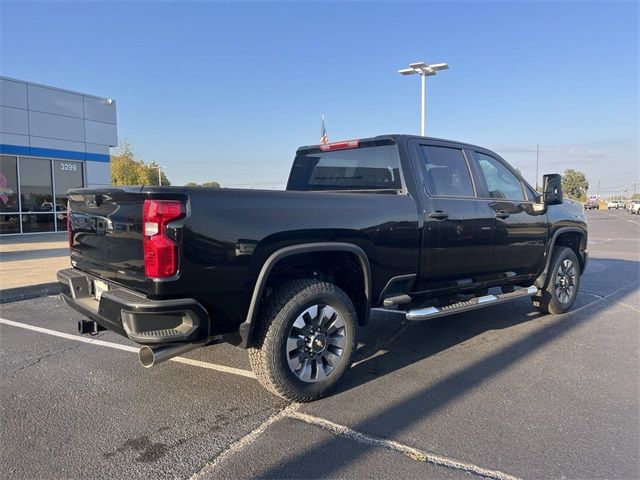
[406,286,538,321]
[383,294,412,308]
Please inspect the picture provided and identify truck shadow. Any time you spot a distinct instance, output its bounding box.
[344,299,542,394]
[255,258,638,478]
[340,256,638,395]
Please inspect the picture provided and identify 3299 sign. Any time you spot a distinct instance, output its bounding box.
[59,162,78,172]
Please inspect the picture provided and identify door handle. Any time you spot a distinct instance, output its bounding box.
[495,211,510,219]
[429,211,449,219]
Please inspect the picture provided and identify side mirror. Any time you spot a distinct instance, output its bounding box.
[542,174,563,205]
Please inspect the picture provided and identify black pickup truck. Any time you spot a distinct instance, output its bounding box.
[58,135,588,401]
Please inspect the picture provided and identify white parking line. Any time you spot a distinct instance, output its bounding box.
[579,290,640,313]
[571,284,638,315]
[191,403,301,480]
[0,317,255,379]
[192,401,520,480]
[170,356,255,378]
[289,411,521,480]
[0,317,139,352]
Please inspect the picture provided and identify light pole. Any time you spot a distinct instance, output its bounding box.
[399,61,449,136]
[154,166,166,186]
[536,143,540,192]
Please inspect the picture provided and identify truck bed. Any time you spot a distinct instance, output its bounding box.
[68,185,421,333]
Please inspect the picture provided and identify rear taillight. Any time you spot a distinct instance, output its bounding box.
[142,200,185,278]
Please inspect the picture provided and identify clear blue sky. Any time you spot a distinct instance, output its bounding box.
[1,1,638,194]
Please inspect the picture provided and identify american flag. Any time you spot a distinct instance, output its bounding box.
[320,115,328,144]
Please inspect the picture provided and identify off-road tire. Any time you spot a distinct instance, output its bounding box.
[533,246,581,314]
[248,279,357,402]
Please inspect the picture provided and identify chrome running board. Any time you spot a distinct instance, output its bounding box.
[405,286,538,321]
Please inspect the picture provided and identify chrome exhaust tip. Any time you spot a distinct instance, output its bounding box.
[138,342,204,368]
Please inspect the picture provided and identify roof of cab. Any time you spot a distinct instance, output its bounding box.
[296,134,491,153]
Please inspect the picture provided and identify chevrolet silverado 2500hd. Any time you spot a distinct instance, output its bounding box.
[58,135,588,401]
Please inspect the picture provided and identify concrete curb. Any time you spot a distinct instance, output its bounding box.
[0,282,61,304]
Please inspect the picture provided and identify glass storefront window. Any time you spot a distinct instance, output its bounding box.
[0,156,87,234]
[19,158,53,213]
[0,213,21,234]
[0,155,19,213]
[54,160,84,231]
[21,213,55,233]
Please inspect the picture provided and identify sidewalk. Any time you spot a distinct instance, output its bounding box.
[0,232,69,301]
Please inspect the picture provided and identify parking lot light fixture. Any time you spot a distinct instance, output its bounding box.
[398,61,449,136]
[154,166,167,186]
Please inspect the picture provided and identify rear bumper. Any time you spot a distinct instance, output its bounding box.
[57,268,210,344]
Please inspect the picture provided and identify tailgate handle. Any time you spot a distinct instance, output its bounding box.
[495,211,510,219]
[429,211,449,220]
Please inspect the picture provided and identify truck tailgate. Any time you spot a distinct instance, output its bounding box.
[68,188,147,292]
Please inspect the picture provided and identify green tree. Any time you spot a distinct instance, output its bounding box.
[110,140,146,185]
[184,181,221,188]
[561,169,589,201]
[110,140,171,186]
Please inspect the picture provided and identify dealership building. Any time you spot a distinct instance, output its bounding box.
[0,76,116,235]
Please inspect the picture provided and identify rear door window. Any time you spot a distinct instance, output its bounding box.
[419,146,475,197]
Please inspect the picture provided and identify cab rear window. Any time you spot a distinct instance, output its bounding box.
[287,145,402,192]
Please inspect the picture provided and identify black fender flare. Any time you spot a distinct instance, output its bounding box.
[228,242,372,348]
[534,227,587,289]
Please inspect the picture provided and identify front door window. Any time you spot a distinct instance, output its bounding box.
[473,152,525,201]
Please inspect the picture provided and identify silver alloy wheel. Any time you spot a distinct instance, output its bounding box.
[286,304,346,383]
[555,258,577,304]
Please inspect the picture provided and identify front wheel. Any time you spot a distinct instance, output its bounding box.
[533,246,581,314]
[248,279,357,402]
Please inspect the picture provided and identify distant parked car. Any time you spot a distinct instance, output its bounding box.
[608,200,622,209]
[630,200,640,215]
[584,200,599,210]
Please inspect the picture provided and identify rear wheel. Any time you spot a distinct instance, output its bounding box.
[533,246,581,314]
[248,279,357,402]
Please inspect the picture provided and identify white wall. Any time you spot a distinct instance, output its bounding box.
[0,76,117,186]
[86,161,111,187]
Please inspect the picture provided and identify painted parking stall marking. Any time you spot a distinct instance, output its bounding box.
[0,317,255,379]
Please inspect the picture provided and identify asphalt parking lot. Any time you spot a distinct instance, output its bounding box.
[1,209,639,479]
